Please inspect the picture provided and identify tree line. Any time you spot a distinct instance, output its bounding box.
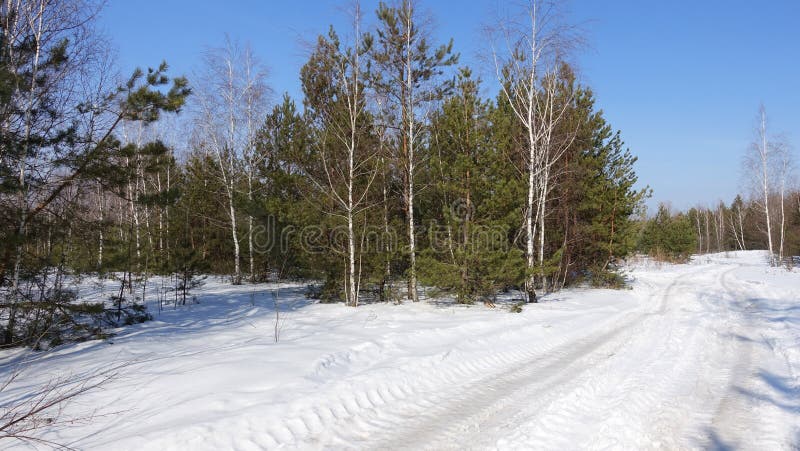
[0,0,650,347]
[639,106,799,264]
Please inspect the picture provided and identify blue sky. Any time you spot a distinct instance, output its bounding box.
[99,0,800,211]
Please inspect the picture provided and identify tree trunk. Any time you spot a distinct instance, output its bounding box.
[738,207,746,251]
[525,125,537,303]
[695,213,703,254]
[759,109,774,264]
[348,207,356,307]
[248,175,255,283]
[156,170,164,260]
[779,180,785,263]
[4,0,46,346]
[538,172,548,293]
[407,139,418,302]
[228,188,241,284]
[382,158,391,301]
[97,185,104,269]
[347,122,357,307]
[405,17,418,303]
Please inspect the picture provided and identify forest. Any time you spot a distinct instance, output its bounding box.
[0,0,797,350]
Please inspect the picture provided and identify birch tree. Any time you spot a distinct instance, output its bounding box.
[373,93,395,301]
[301,5,377,307]
[745,105,778,265]
[371,0,457,302]
[194,38,269,284]
[757,105,774,263]
[774,142,793,263]
[729,195,747,251]
[534,70,576,291]
[489,0,574,301]
[693,208,704,254]
[241,47,270,282]
[716,202,725,252]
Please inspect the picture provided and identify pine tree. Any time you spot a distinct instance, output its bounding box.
[572,88,649,281]
[639,204,696,262]
[253,94,316,280]
[0,0,189,345]
[420,68,524,302]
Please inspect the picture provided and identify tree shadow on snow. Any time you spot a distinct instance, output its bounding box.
[0,284,317,369]
[701,428,735,451]
[732,369,800,415]
[700,369,800,450]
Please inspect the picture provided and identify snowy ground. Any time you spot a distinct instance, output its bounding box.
[1,251,798,450]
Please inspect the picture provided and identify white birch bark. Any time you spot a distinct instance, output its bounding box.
[491,2,574,300]
[757,106,774,264]
[241,45,269,283]
[404,6,419,302]
[695,211,703,254]
[97,184,104,268]
[737,207,746,251]
[7,0,46,335]
[775,146,794,264]
[493,2,543,302]
[195,38,268,284]
[704,209,710,254]
[308,3,376,306]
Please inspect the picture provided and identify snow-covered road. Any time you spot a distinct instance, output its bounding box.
[358,256,799,450]
[1,251,798,450]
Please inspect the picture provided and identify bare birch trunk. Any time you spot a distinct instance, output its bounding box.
[759,108,775,264]
[738,208,746,250]
[525,126,537,302]
[779,176,785,263]
[229,187,241,283]
[492,1,576,302]
[382,157,391,294]
[97,184,104,268]
[712,208,720,252]
[538,175,547,292]
[248,175,255,283]
[695,212,703,254]
[5,0,46,345]
[156,170,163,256]
[405,8,418,303]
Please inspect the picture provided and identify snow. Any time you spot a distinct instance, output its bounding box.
[1,251,798,449]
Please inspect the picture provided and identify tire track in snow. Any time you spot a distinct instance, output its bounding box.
[249,304,634,449]
[707,265,757,448]
[707,264,796,450]
[509,264,730,450]
[363,265,713,450]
